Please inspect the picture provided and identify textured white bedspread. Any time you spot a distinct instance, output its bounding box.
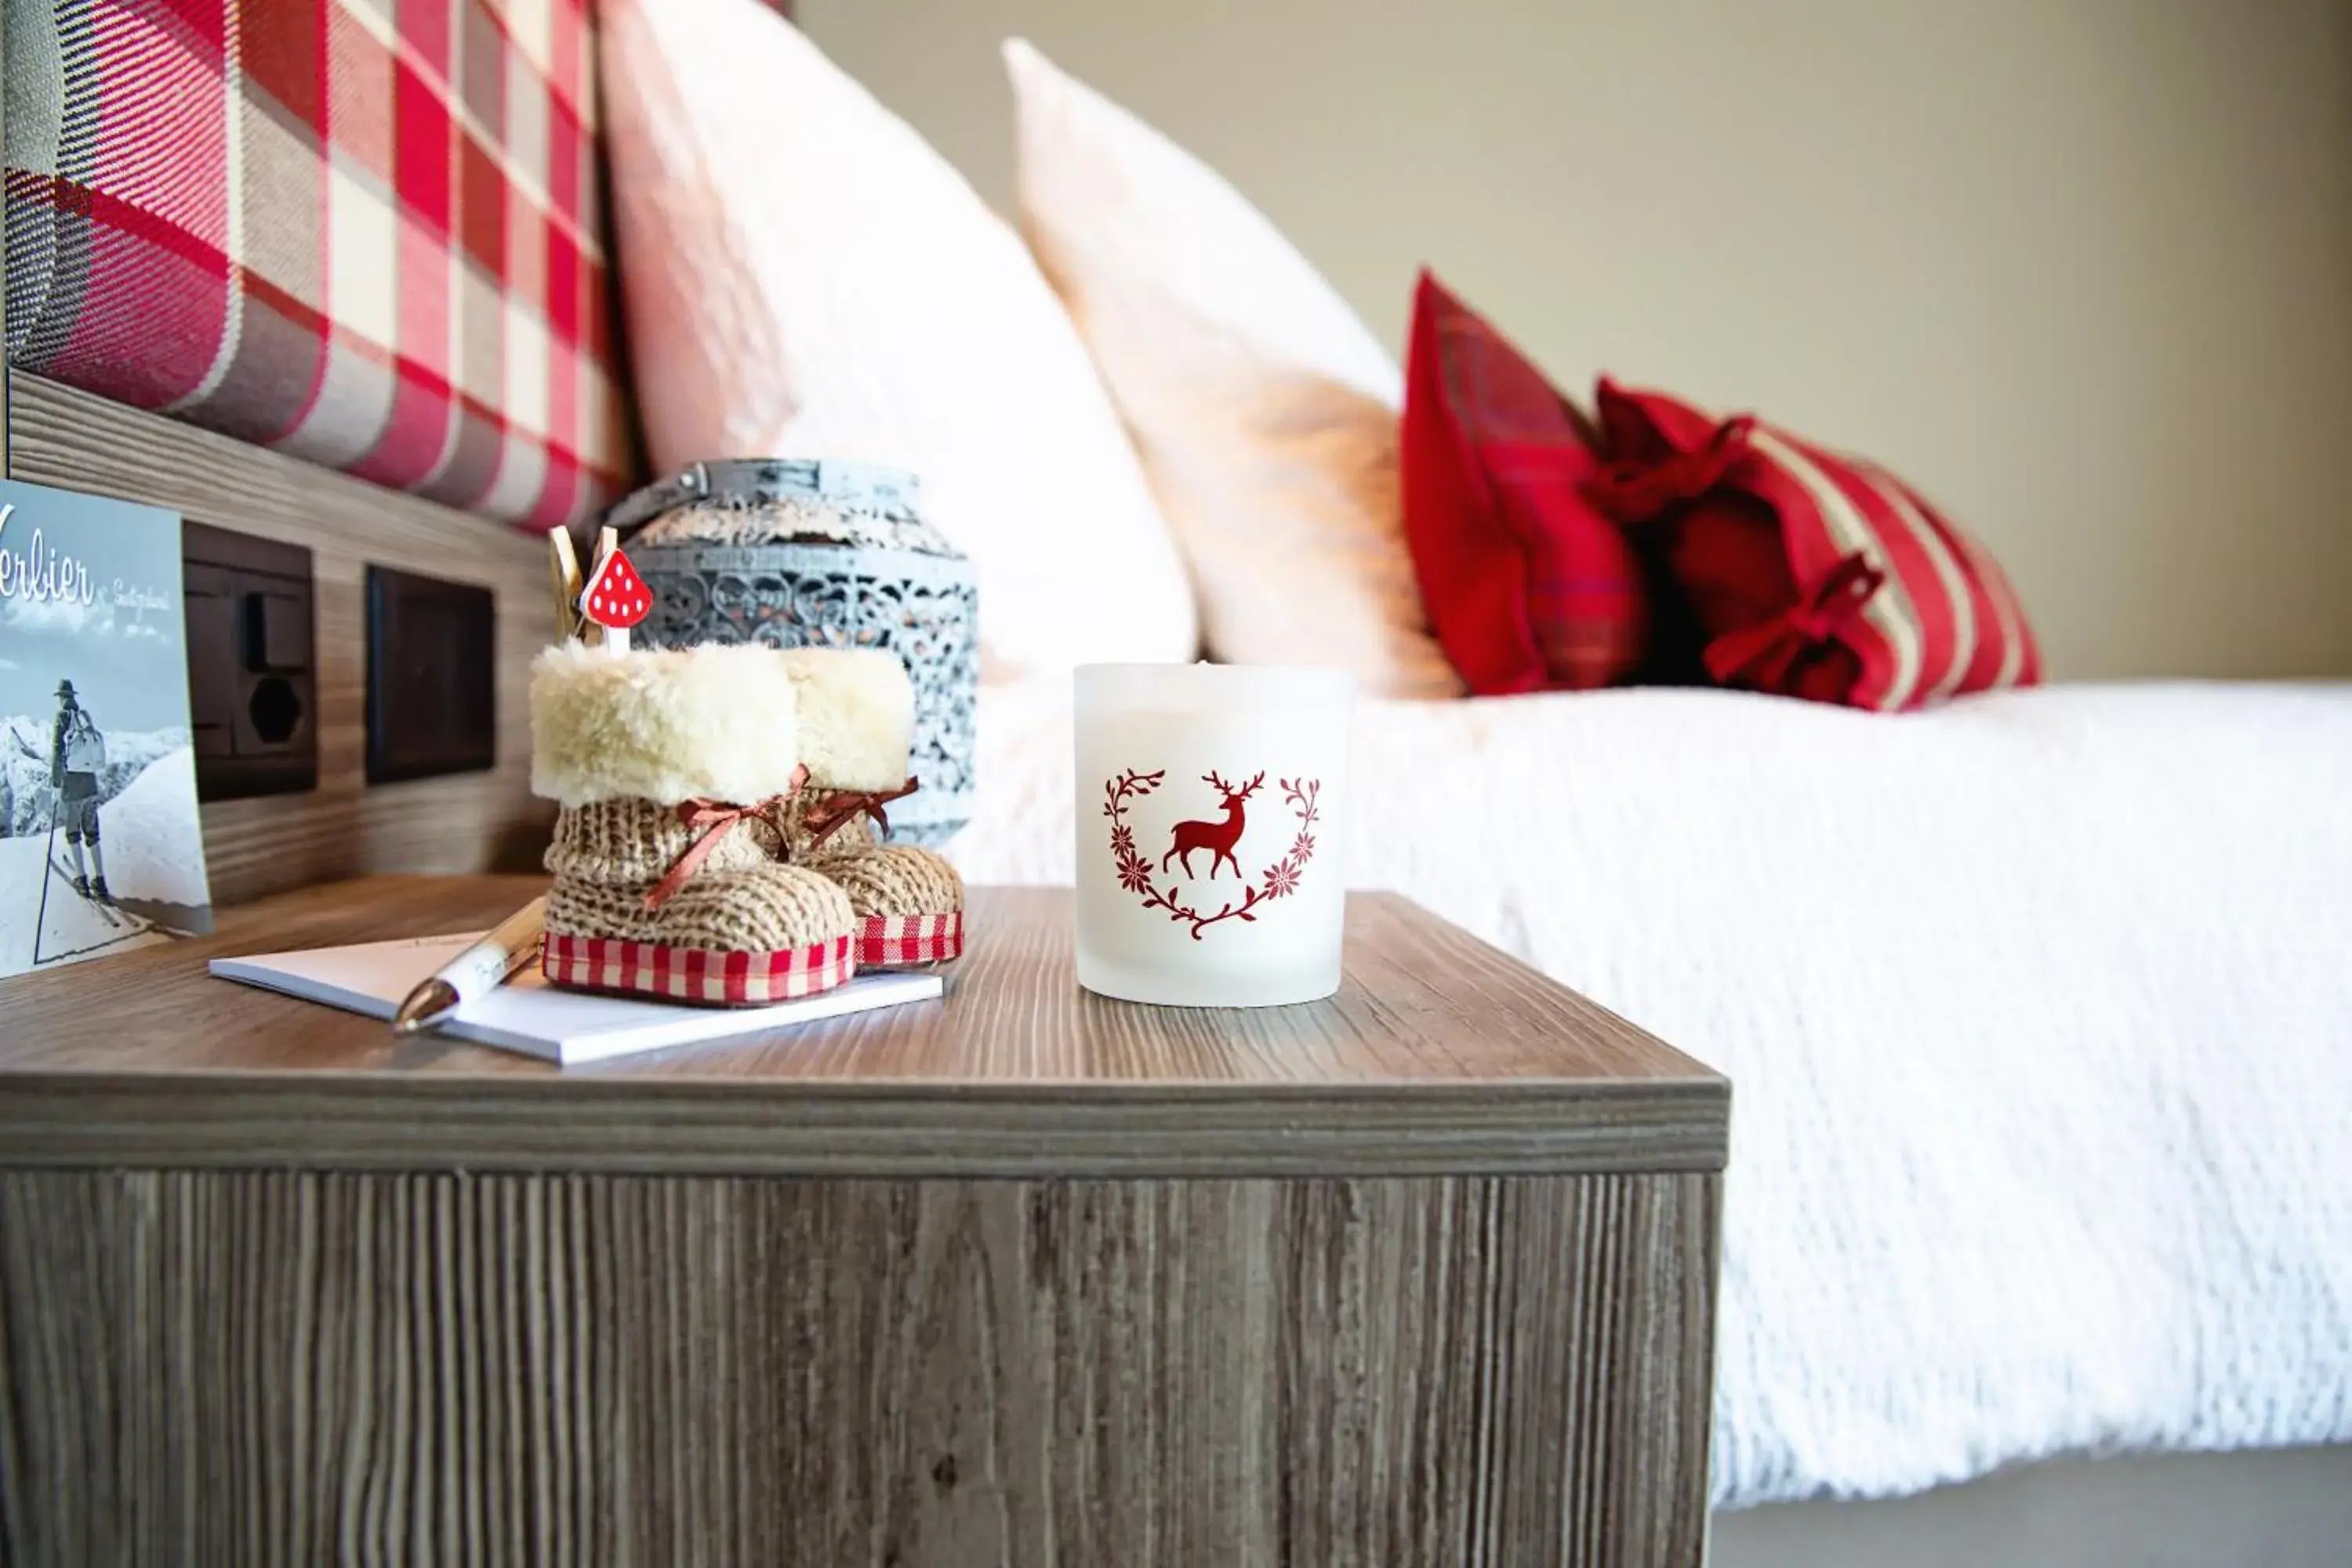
[946,677,2352,1508]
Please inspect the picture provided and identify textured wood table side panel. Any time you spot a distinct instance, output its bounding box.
[9,376,560,904]
[0,882,1728,1177]
[0,1169,1716,1568]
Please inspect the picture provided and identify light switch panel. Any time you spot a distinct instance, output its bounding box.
[365,565,496,784]
[183,522,318,800]
[249,589,310,673]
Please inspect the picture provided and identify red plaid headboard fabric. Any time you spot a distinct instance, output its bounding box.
[4,0,624,528]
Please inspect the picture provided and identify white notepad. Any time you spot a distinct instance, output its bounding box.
[210,931,943,1065]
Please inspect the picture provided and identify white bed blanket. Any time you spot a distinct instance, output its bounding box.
[946,677,2352,1508]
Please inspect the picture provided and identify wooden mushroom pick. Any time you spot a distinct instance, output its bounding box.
[578,541,652,654]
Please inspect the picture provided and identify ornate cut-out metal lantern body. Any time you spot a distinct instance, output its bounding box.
[610,459,978,844]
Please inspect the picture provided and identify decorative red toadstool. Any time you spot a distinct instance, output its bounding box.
[579,543,652,653]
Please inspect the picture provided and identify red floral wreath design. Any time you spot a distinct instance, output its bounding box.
[1103,769,1322,940]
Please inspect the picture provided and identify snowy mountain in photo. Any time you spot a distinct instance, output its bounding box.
[0,742,208,973]
[0,714,190,837]
[100,746,209,906]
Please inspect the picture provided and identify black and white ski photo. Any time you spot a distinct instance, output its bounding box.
[0,479,212,976]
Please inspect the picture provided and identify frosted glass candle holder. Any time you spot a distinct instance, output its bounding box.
[1074,663,1353,1007]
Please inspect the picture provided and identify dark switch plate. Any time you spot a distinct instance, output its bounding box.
[365,565,496,784]
[183,521,318,800]
[250,588,310,672]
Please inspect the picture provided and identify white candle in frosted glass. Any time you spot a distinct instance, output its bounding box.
[1073,663,1353,1007]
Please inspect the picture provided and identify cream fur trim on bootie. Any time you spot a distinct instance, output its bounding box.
[532,642,916,806]
[532,642,804,807]
[781,646,914,793]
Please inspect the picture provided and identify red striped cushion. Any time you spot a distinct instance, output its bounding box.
[1589,380,2040,711]
[1400,272,1646,693]
[3,0,623,528]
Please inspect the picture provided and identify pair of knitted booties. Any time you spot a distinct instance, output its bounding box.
[530,641,962,1005]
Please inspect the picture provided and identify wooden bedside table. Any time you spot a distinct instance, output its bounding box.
[0,878,1728,1567]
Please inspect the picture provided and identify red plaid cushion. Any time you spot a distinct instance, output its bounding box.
[1589,379,2041,711]
[4,0,622,528]
[856,912,963,967]
[1400,272,1646,694]
[542,931,855,1006]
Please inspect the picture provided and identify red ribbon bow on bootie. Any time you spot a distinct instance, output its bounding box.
[641,764,808,911]
[1701,553,1886,689]
[1583,414,1757,523]
[802,777,920,854]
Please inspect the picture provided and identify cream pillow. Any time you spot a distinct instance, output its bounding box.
[1004,39,1461,700]
[599,0,1196,677]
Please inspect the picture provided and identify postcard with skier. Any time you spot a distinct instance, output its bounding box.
[0,479,213,977]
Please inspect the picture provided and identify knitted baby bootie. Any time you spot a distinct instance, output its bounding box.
[776,648,966,967]
[532,642,858,1004]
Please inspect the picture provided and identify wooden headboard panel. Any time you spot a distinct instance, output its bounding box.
[8,375,560,906]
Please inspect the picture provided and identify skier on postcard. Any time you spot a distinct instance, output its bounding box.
[48,679,111,903]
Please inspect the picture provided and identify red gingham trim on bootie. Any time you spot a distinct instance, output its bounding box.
[542,931,855,1006]
[857,911,964,967]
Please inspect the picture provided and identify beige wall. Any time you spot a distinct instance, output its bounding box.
[800,0,2352,681]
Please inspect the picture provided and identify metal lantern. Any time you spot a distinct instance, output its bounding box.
[607,459,978,845]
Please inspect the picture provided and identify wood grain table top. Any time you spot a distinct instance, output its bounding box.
[0,877,1726,1178]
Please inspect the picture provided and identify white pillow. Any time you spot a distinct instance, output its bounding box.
[1004,39,1461,700]
[598,0,1196,677]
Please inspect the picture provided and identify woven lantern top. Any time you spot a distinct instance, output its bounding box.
[608,459,961,557]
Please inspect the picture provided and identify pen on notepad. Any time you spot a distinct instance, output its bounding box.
[390,896,549,1036]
